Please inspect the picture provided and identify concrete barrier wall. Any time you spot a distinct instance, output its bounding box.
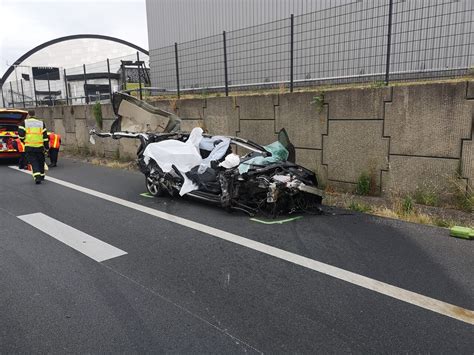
[35,81,474,196]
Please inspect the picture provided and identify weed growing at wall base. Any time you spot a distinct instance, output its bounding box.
[356,172,371,196]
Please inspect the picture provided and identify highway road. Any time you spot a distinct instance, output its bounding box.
[1,158,473,353]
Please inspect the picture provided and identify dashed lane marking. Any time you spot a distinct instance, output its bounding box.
[9,166,474,325]
[18,212,127,262]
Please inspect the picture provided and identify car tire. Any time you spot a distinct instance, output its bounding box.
[146,176,164,197]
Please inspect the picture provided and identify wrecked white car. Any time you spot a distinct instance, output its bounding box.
[91,92,324,217]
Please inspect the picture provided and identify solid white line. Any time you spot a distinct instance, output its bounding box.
[9,166,474,325]
[18,212,127,262]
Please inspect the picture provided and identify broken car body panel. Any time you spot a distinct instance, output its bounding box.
[90,92,323,217]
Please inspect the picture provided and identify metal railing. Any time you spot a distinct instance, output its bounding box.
[1,52,150,108]
[1,0,473,107]
[148,0,473,96]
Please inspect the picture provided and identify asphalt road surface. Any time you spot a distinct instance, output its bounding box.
[1,158,473,353]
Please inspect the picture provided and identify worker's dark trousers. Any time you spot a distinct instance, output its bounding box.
[49,148,59,166]
[26,149,45,182]
[18,153,27,169]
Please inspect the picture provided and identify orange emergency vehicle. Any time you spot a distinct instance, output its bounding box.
[0,109,28,160]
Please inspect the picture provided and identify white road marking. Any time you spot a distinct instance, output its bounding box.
[18,212,127,262]
[10,166,474,325]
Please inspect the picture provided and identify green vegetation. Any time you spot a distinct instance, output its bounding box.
[92,101,103,129]
[356,172,371,196]
[413,187,439,207]
[114,148,120,161]
[433,218,455,228]
[370,81,386,88]
[311,92,325,113]
[401,195,414,215]
[450,170,473,213]
[349,201,373,213]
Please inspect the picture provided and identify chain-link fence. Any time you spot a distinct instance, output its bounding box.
[1,52,150,108]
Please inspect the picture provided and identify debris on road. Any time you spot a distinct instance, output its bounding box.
[450,226,473,240]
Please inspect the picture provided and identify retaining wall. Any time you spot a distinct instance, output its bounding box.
[36,81,474,196]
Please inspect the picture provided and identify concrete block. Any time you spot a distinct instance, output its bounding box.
[85,104,97,128]
[149,100,177,113]
[102,119,116,132]
[180,119,203,132]
[36,107,53,120]
[327,180,357,193]
[101,104,115,119]
[237,95,277,120]
[119,139,140,161]
[384,155,460,195]
[177,99,205,118]
[203,97,239,136]
[53,119,66,143]
[323,120,389,187]
[75,119,88,147]
[63,115,75,133]
[52,106,64,118]
[295,148,327,186]
[325,87,391,119]
[65,132,77,147]
[466,81,474,99]
[461,137,474,189]
[116,99,169,133]
[237,120,277,147]
[385,83,473,158]
[71,105,87,119]
[276,92,328,149]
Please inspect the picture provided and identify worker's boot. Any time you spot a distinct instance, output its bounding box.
[35,179,41,185]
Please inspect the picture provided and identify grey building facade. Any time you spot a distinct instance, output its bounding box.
[146,0,473,90]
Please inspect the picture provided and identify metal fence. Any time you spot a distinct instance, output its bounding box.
[1,52,150,108]
[148,0,473,95]
[1,0,473,107]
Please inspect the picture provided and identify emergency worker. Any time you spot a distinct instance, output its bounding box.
[18,110,49,184]
[48,131,61,167]
[13,135,27,169]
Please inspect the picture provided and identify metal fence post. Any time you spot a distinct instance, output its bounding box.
[120,62,125,91]
[223,31,229,96]
[290,14,294,93]
[137,51,143,100]
[20,80,26,107]
[47,73,53,106]
[1,85,5,107]
[174,42,180,98]
[384,0,394,85]
[33,77,38,107]
[64,69,69,105]
[83,64,89,104]
[107,58,112,101]
[10,82,15,107]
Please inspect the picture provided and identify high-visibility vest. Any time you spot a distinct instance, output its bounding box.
[24,118,45,148]
[49,133,61,149]
[15,138,25,152]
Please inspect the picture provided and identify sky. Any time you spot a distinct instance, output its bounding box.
[0,0,148,77]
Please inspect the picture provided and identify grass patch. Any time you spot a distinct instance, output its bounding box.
[310,92,325,113]
[401,195,414,215]
[449,173,473,213]
[356,172,371,195]
[349,201,373,213]
[413,188,439,207]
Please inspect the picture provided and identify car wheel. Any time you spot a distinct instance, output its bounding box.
[146,176,164,197]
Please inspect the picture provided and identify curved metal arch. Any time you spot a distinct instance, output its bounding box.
[1,34,149,85]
